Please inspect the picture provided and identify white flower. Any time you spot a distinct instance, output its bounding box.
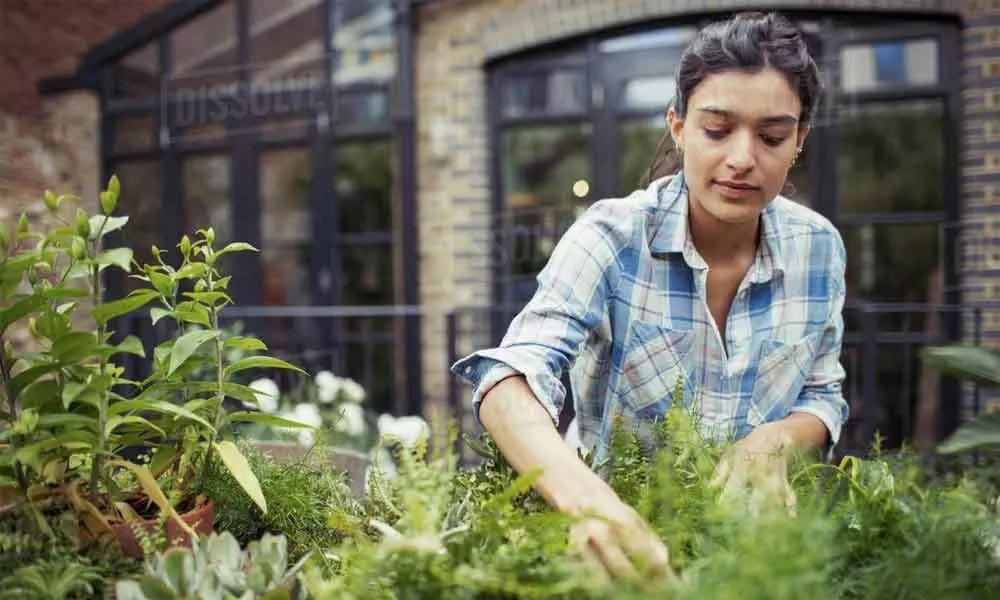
[292,402,323,428]
[315,370,341,404]
[377,413,430,448]
[340,378,366,403]
[249,378,280,413]
[335,403,367,437]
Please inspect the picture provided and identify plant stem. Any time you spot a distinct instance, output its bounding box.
[89,260,108,503]
[199,271,225,488]
[0,334,29,495]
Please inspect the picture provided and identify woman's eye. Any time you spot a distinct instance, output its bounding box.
[703,128,727,140]
[761,134,789,147]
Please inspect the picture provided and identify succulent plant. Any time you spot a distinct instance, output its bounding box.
[115,531,307,600]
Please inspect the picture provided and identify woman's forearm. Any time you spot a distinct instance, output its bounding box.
[478,375,613,515]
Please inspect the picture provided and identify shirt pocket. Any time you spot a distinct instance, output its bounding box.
[618,320,696,420]
[748,332,822,426]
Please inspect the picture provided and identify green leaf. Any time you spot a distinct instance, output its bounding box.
[183,291,230,306]
[108,399,215,433]
[96,247,133,273]
[114,335,146,357]
[0,295,47,332]
[173,302,211,327]
[38,413,98,430]
[10,363,65,398]
[215,242,258,257]
[148,270,174,297]
[150,307,172,326]
[225,336,267,351]
[92,289,158,325]
[16,431,94,471]
[51,331,98,362]
[938,412,1000,454]
[229,411,315,429]
[224,356,306,378]
[168,329,221,375]
[921,345,1000,387]
[62,381,87,410]
[21,379,62,411]
[88,215,129,239]
[105,415,165,438]
[214,440,267,514]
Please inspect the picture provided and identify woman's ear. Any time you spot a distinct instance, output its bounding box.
[667,106,685,151]
[795,125,811,154]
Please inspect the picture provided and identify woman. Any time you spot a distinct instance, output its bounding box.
[452,11,849,583]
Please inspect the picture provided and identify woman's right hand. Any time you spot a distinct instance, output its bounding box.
[567,489,675,585]
[477,376,676,585]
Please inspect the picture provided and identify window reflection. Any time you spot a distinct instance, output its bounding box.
[260,149,312,307]
[840,38,938,93]
[169,1,238,80]
[182,155,232,243]
[619,116,665,194]
[336,140,394,233]
[501,70,587,118]
[114,42,159,98]
[331,0,396,87]
[837,99,944,214]
[112,115,156,153]
[501,124,591,288]
[109,161,162,290]
[248,0,325,88]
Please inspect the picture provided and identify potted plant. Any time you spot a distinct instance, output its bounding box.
[0,177,314,558]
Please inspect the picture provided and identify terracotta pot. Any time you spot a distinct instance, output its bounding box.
[112,496,214,560]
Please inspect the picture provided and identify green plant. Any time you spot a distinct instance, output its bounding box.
[115,531,307,600]
[0,177,314,548]
[921,344,1000,453]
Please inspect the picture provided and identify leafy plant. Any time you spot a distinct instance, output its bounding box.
[115,531,306,600]
[921,344,1000,453]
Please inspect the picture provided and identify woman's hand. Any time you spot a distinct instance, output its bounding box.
[567,489,676,586]
[710,423,797,516]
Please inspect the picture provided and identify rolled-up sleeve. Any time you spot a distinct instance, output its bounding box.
[791,231,850,456]
[450,201,627,427]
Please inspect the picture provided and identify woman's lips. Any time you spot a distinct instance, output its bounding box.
[713,180,759,201]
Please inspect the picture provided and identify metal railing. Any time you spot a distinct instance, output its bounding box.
[445,301,1000,464]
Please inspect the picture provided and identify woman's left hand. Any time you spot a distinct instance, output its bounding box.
[710,423,797,516]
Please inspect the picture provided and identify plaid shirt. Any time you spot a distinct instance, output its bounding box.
[452,173,849,466]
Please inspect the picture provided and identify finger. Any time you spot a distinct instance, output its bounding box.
[591,536,642,584]
[616,522,672,579]
[710,454,732,489]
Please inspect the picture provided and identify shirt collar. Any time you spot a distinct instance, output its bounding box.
[646,172,785,283]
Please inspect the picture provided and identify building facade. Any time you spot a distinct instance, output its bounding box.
[3,0,999,454]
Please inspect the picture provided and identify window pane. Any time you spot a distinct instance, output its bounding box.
[619,115,665,194]
[109,161,162,290]
[501,70,587,118]
[501,124,591,285]
[331,0,396,87]
[338,89,390,125]
[340,243,394,305]
[619,76,676,112]
[170,1,238,79]
[842,222,941,332]
[260,149,312,306]
[336,139,394,233]
[248,0,325,89]
[837,100,944,215]
[182,155,231,242]
[840,38,938,93]
[111,115,156,153]
[114,42,159,98]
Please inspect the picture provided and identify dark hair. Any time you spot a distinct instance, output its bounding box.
[640,11,823,187]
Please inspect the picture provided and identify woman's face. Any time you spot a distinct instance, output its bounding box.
[668,67,808,226]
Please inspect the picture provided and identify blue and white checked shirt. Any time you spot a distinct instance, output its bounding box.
[452,173,849,466]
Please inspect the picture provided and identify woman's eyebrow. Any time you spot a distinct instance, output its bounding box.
[697,106,798,125]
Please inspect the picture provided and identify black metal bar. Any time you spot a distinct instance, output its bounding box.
[446,311,462,459]
[860,305,880,453]
[396,0,422,417]
[974,307,983,417]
